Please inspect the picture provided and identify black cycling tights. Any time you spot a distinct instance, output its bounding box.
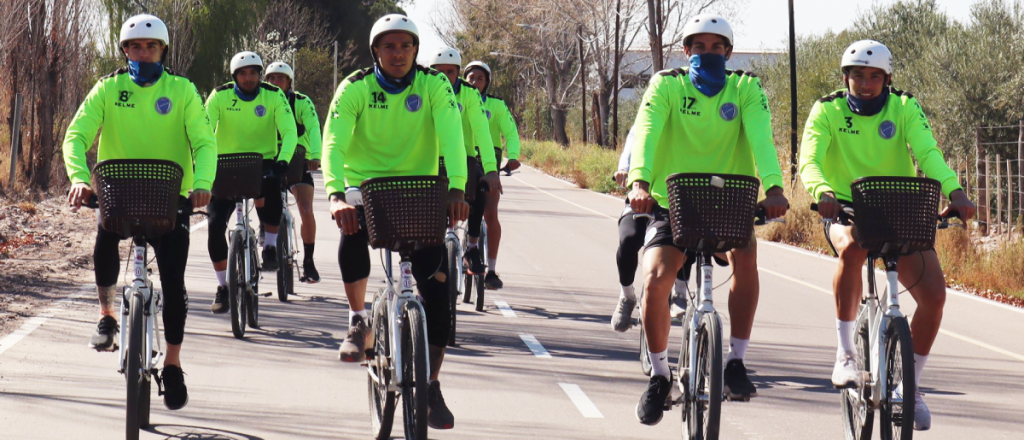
[207,160,282,262]
[338,225,452,348]
[94,197,192,345]
[467,184,488,238]
[616,207,686,286]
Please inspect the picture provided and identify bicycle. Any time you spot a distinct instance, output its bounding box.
[812,176,959,440]
[359,176,447,440]
[87,159,190,440]
[461,220,487,311]
[276,145,307,302]
[638,173,783,440]
[212,153,265,339]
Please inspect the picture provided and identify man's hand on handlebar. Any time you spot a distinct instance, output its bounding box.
[628,181,654,214]
[613,169,628,188]
[942,189,976,221]
[758,186,789,220]
[190,189,211,208]
[816,191,841,221]
[330,193,360,235]
[447,189,470,227]
[67,183,93,212]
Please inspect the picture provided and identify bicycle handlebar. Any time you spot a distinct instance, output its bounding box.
[810,203,961,229]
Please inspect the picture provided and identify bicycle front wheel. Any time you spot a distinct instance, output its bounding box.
[247,237,260,328]
[880,316,915,440]
[841,307,873,440]
[685,312,722,440]
[125,292,145,440]
[401,302,429,440]
[277,214,293,302]
[227,232,246,338]
[368,289,396,439]
[446,239,459,346]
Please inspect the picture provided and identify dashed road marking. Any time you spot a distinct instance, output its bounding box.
[494,300,517,318]
[520,334,551,358]
[558,383,604,418]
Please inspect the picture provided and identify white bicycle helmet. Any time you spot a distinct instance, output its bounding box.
[682,14,734,47]
[266,61,295,80]
[841,40,893,75]
[463,61,491,79]
[428,47,462,67]
[370,14,420,48]
[119,14,169,46]
[230,51,264,75]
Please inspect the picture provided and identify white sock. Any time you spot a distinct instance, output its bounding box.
[674,278,688,294]
[467,241,478,249]
[264,231,278,247]
[914,353,928,391]
[215,270,227,287]
[349,309,368,327]
[620,285,636,301]
[728,337,749,362]
[649,349,671,379]
[837,319,856,359]
[488,258,496,272]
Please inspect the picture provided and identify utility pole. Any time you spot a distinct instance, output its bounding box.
[613,0,621,148]
[788,0,799,190]
[579,25,587,145]
[333,41,339,91]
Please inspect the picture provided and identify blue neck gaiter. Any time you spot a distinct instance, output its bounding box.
[234,83,260,102]
[846,86,891,117]
[688,54,728,97]
[453,79,461,95]
[374,65,416,94]
[128,61,163,86]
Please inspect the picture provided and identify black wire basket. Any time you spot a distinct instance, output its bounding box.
[666,173,760,252]
[91,159,183,239]
[361,176,448,252]
[851,176,942,254]
[211,153,263,200]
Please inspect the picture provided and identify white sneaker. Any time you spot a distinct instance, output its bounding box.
[894,383,931,431]
[832,352,862,389]
[611,295,636,332]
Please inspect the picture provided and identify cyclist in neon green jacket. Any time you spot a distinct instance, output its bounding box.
[323,14,468,430]
[63,14,215,411]
[205,51,297,314]
[627,14,789,425]
[428,47,502,275]
[799,40,977,431]
[265,61,323,284]
[464,60,521,289]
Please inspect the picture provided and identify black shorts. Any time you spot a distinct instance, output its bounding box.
[642,205,752,255]
[290,169,314,188]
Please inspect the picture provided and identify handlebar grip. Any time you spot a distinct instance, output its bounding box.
[84,195,99,209]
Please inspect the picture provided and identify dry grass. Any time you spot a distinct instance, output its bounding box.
[520,138,1024,300]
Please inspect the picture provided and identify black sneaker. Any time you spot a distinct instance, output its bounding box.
[428,380,455,429]
[302,260,320,284]
[464,247,485,274]
[89,315,119,351]
[262,246,279,271]
[160,365,189,410]
[724,359,758,400]
[636,375,672,425]
[211,286,229,314]
[484,272,503,290]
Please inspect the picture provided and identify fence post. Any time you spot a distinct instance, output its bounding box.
[8,93,24,187]
[977,127,987,235]
[984,154,991,235]
[996,154,1003,235]
[1008,159,1014,238]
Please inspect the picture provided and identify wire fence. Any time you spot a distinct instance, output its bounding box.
[973,124,1024,239]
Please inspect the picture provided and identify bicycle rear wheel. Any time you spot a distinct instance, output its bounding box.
[125,292,144,440]
[277,214,293,302]
[684,312,722,440]
[228,232,246,338]
[446,239,459,346]
[841,307,873,440]
[368,289,396,439]
[401,302,429,440]
[880,317,915,440]
[247,236,260,328]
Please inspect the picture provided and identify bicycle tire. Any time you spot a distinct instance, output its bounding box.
[277,214,293,302]
[474,274,486,311]
[401,302,429,440]
[462,270,473,304]
[841,306,874,440]
[446,239,459,346]
[639,322,652,376]
[228,231,246,338]
[246,238,260,329]
[368,288,396,439]
[685,312,722,440]
[678,304,695,426]
[880,316,915,440]
[125,292,144,440]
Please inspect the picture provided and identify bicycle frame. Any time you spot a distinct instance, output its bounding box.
[859,255,905,410]
[682,252,719,404]
[232,199,256,294]
[376,250,432,392]
[445,222,466,294]
[281,188,300,269]
[118,239,162,376]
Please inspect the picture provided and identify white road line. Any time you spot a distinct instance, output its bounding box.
[519,334,552,358]
[558,383,604,418]
[0,290,91,357]
[494,300,517,318]
[758,266,1024,364]
[513,175,617,221]
[525,164,626,202]
[190,219,208,232]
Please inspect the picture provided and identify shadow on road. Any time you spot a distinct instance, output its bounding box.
[147,424,265,440]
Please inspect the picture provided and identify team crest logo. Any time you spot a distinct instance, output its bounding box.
[458,103,463,112]
[255,105,267,117]
[406,94,423,112]
[155,97,172,115]
[485,110,492,119]
[719,103,738,121]
[879,120,897,140]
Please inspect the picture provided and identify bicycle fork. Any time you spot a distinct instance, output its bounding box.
[866,258,903,409]
[119,242,161,375]
[683,260,717,404]
[235,201,255,294]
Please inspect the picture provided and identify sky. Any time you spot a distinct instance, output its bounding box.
[404,0,978,54]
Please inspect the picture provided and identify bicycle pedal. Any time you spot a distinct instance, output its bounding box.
[260,292,272,297]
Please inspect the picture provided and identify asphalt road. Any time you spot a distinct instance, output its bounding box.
[1,166,1022,439]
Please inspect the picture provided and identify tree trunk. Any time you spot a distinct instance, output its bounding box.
[597,87,612,147]
[547,54,569,147]
[646,0,663,72]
